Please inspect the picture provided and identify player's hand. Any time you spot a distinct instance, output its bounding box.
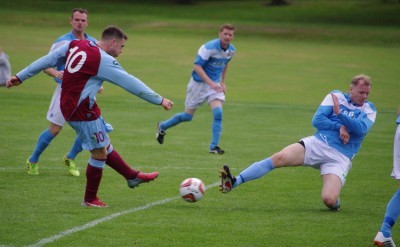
[55,71,64,80]
[98,85,104,94]
[161,98,174,111]
[339,125,350,144]
[212,82,223,93]
[331,93,340,115]
[6,76,21,88]
[220,82,226,93]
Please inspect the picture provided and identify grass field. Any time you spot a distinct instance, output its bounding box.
[1,0,400,246]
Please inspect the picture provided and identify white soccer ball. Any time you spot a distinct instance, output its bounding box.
[179,178,205,203]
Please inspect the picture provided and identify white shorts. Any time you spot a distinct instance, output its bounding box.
[46,84,66,126]
[301,136,352,186]
[391,124,400,180]
[185,77,225,109]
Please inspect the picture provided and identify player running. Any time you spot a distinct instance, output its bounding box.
[156,23,236,154]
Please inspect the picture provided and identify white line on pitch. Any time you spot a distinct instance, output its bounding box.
[27,181,220,247]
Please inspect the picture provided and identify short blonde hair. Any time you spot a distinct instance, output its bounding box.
[351,74,371,87]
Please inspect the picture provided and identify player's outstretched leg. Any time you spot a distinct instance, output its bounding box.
[104,147,159,189]
[220,164,236,193]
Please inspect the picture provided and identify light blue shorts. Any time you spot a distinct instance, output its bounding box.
[68,116,113,151]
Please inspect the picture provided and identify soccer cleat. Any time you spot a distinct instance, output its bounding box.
[127,171,159,188]
[63,155,80,177]
[82,197,108,208]
[26,159,39,175]
[156,122,166,144]
[210,146,225,154]
[374,232,396,247]
[219,164,236,193]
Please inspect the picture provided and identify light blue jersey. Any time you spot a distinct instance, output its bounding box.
[49,31,97,84]
[192,38,235,83]
[312,90,377,160]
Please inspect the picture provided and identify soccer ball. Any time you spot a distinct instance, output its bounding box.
[179,178,205,203]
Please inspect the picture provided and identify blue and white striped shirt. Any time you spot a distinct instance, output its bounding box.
[312,90,377,160]
[192,38,235,83]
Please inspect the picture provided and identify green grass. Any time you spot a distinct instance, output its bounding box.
[0,0,399,246]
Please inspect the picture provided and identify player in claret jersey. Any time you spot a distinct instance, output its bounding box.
[7,26,174,208]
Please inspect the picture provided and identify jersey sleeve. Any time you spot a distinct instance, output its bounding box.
[312,92,342,131]
[17,43,69,82]
[97,55,163,105]
[337,102,376,136]
[194,44,210,66]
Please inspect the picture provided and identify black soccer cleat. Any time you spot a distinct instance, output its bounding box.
[210,146,225,154]
[219,164,236,193]
[156,122,166,144]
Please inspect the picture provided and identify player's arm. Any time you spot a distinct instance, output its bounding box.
[219,63,229,93]
[312,93,342,131]
[193,65,223,93]
[99,60,173,109]
[336,110,375,137]
[44,68,64,81]
[43,40,70,80]
[8,44,69,86]
[193,45,223,92]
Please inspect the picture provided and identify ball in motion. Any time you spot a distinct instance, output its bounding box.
[179,178,205,203]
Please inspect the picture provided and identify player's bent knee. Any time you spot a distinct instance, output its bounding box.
[181,112,193,122]
[270,152,287,167]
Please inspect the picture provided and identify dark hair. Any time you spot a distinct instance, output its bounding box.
[71,8,88,18]
[101,26,128,41]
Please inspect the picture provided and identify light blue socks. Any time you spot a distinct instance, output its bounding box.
[210,107,222,149]
[160,112,193,131]
[29,129,55,163]
[66,136,83,159]
[381,189,400,237]
[234,158,275,188]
